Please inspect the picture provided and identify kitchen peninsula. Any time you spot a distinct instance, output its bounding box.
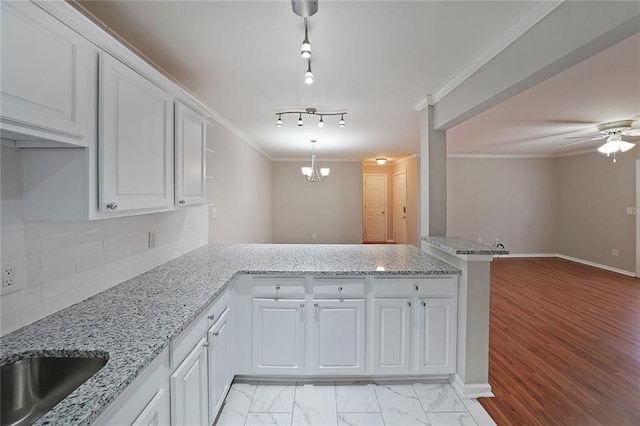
[1,243,471,425]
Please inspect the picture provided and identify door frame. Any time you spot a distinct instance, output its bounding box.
[393,171,407,244]
[363,173,387,243]
[636,159,639,277]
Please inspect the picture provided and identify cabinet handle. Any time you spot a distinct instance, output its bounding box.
[208,314,215,321]
[300,303,305,308]
[179,199,186,205]
[275,286,281,290]
[407,301,412,307]
[212,331,220,336]
[203,342,210,348]
[314,303,319,307]
[421,301,426,307]
[106,202,118,211]
[414,284,419,291]
[338,286,343,291]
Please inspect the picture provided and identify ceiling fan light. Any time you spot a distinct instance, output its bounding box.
[597,141,620,154]
[618,140,635,153]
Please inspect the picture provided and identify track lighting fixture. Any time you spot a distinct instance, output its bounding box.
[304,60,314,85]
[301,18,311,59]
[275,108,347,128]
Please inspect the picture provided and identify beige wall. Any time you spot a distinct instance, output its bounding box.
[393,156,419,246]
[206,123,272,243]
[447,157,558,254]
[556,150,638,272]
[272,161,362,244]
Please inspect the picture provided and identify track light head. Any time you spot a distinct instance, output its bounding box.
[339,114,345,127]
[276,114,283,128]
[304,61,314,85]
[298,113,303,126]
[318,115,324,128]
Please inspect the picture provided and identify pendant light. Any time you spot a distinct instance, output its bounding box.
[300,18,311,59]
[276,114,283,127]
[301,140,330,182]
[297,114,303,126]
[304,60,314,85]
[318,115,324,128]
[339,114,345,127]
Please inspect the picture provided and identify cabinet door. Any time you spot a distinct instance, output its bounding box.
[252,299,305,374]
[0,1,88,142]
[208,308,231,424]
[131,388,168,426]
[373,299,411,373]
[170,338,208,426]
[310,299,365,374]
[99,52,173,213]
[417,298,456,374]
[175,102,206,207]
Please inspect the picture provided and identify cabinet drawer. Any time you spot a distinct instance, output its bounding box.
[313,280,365,297]
[170,289,229,369]
[374,277,456,298]
[252,277,305,298]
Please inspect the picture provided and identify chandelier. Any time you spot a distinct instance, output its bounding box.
[276,107,346,128]
[301,140,330,182]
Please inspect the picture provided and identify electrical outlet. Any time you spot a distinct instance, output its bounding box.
[627,207,636,215]
[210,208,217,220]
[612,249,619,257]
[2,263,21,294]
[312,232,317,239]
[148,231,157,248]
[477,238,483,243]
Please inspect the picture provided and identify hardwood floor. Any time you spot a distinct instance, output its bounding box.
[479,257,640,426]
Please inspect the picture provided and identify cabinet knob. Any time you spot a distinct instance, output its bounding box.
[208,314,215,321]
[203,342,210,348]
[338,286,343,291]
[275,286,281,290]
[314,303,319,307]
[212,331,220,336]
[407,301,412,307]
[179,199,186,205]
[421,301,426,307]
[300,303,305,308]
[414,284,419,291]
[106,202,118,211]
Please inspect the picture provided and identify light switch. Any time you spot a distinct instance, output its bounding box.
[626,207,636,215]
[211,208,217,220]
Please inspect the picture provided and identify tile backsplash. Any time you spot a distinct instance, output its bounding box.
[1,145,209,336]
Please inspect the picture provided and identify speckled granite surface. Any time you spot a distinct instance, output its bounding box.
[422,236,510,256]
[0,244,459,426]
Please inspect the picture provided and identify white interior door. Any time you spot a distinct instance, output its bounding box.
[393,172,407,244]
[364,174,387,242]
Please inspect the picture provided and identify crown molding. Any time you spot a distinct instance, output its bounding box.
[413,95,434,112]
[447,146,601,159]
[415,1,564,110]
[272,158,362,162]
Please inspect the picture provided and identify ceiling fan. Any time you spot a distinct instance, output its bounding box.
[555,120,640,156]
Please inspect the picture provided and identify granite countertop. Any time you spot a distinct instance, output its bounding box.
[0,243,460,426]
[421,236,510,256]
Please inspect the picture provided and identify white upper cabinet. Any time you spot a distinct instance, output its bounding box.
[0,1,89,146]
[99,52,174,213]
[175,102,206,207]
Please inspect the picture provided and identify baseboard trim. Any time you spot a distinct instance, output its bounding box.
[495,253,636,277]
[449,374,494,399]
[556,254,636,277]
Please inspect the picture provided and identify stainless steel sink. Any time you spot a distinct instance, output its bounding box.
[1,355,108,426]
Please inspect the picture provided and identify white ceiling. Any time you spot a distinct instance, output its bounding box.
[76,1,640,160]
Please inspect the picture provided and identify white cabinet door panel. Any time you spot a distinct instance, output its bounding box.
[170,338,208,426]
[99,52,173,213]
[252,299,305,374]
[374,299,411,373]
[131,388,167,426]
[311,299,365,374]
[175,102,206,206]
[0,1,88,142]
[208,308,231,424]
[417,298,456,374]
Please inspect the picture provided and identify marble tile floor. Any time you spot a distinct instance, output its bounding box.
[214,380,496,426]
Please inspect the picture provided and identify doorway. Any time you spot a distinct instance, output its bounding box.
[363,174,387,242]
[393,171,407,244]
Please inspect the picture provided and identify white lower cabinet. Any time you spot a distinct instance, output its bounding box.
[417,298,456,373]
[311,299,365,374]
[170,338,209,426]
[208,308,231,424]
[252,298,306,374]
[131,388,168,426]
[373,298,412,373]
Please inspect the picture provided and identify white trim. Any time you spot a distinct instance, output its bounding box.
[386,239,395,243]
[413,95,434,112]
[207,115,271,160]
[497,253,556,258]
[636,159,640,277]
[449,374,494,399]
[447,148,599,159]
[463,399,498,426]
[419,1,564,109]
[556,254,635,277]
